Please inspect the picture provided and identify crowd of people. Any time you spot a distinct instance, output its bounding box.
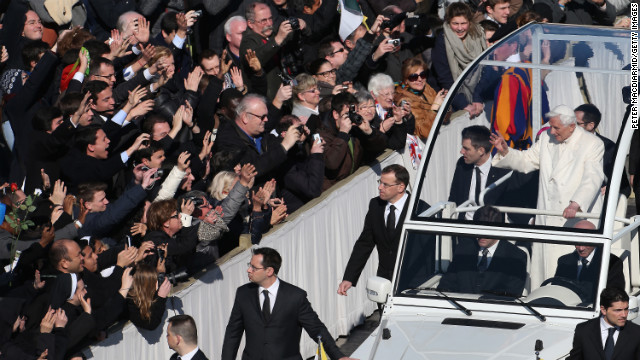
[0,0,635,358]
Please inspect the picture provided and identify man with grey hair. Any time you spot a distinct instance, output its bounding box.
[490,104,605,226]
[213,94,301,184]
[224,16,247,59]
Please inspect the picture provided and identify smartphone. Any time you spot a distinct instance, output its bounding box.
[126,235,132,247]
[211,128,218,143]
[313,134,321,144]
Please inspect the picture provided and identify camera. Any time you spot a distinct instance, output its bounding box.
[387,39,401,46]
[158,269,190,285]
[381,12,407,30]
[348,104,363,125]
[186,196,204,207]
[193,10,202,17]
[385,107,394,119]
[141,166,163,180]
[278,73,298,87]
[288,17,300,31]
[296,125,305,134]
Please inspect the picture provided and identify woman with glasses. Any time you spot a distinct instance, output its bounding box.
[291,73,321,119]
[143,199,200,274]
[395,57,447,139]
[309,59,336,99]
[431,2,486,116]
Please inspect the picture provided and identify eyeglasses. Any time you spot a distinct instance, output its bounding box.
[303,87,319,94]
[377,179,401,188]
[170,213,179,219]
[329,47,345,56]
[247,112,268,121]
[316,68,336,77]
[252,17,273,26]
[95,73,116,79]
[247,262,265,271]
[377,91,395,98]
[407,71,427,82]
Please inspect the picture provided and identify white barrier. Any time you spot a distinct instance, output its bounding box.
[85,152,405,360]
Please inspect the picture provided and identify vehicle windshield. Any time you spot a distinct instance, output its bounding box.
[395,230,615,311]
[412,23,632,233]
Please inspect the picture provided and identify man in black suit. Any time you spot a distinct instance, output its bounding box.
[568,287,640,360]
[167,314,208,360]
[337,164,412,295]
[554,220,625,300]
[449,126,512,220]
[438,206,527,295]
[221,247,355,360]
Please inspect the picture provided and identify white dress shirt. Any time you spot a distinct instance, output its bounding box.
[384,193,408,228]
[466,157,492,220]
[179,346,201,360]
[478,240,500,268]
[259,278,280,313]
[600,316,620,347]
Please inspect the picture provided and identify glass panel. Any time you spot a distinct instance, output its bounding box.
[412,23,631,232]
[396,230,609,310]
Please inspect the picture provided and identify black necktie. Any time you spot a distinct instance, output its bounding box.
[478,248,489,272]
[386,205,396,237]
[578,258,589,280]
[262,289,271,322]
[475,167,482,204]
[604,327,616,360]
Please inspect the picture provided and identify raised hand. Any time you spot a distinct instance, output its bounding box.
[218,49,232,79]
[239,163,257,187]
[177,151,191,172]
[489,132,509,156]
[245,49,262,73]
[54,309,68,328]
[199,131,213,161]
[131,222,148,237]
[40,307,56,333]
[270,203,288,225]
[230,67,244,90]
[184,67,204,92]
[158,277,171,298]
[49,180,67,205]
[181,198,195,216]
[134,16,150,44]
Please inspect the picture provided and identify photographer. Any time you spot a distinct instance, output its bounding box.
[317,92,386,191]
[238,2,309,99]
[367,74,412,151]
[126,262,171,331]
[275,115,325,213]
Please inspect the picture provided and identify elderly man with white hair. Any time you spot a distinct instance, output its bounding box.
[490,104,604,227]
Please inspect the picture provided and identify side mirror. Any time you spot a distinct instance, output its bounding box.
[628,296,639,321]
[366,276,392,304]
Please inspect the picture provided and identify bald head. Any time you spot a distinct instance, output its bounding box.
[574,220,596,230]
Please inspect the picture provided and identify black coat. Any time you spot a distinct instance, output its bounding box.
[438,239,527,296]
[554,250,625,299]
[221,280,345,360]
[342,195,410,286]
[569,317,640,360]
[448,157,512,212]
[171,349,209,360]
[213,119,288,186]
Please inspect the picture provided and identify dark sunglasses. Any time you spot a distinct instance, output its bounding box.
[329,47,345,56]
[407,71,427,82]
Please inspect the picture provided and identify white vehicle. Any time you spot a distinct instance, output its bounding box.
[352,23,636,360]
